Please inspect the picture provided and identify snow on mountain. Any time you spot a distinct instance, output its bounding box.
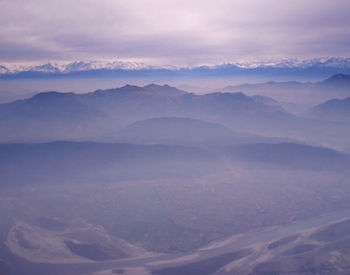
[1,57,350,75]
[0,65,9,74]
[0,61,150,74]
[226,57,350,69]
[62,61,150,73]
[32,63,60,73]
[3,63,61,74]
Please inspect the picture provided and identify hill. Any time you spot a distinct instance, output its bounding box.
[307,97,350,121]
[142,84,187,96]
[0,141,218,185]
[117,117,291,146]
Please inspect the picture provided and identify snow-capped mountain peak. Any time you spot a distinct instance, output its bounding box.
[1,57,350,75]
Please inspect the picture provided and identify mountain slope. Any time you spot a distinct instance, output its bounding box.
[307,97,350,121]
[251,95,279,105]
[227,143,350,171]
[0,141,217,185]
[7,91,104,120]
[117,117,291,146]
[322,73,350,86]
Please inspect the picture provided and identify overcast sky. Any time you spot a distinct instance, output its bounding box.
[1,0,350,66]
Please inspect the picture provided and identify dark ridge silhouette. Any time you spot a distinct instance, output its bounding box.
[323,73,350,84]
[143,84,187,96]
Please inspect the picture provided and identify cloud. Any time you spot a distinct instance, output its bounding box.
[0,0,349,65]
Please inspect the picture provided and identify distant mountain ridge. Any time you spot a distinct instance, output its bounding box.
[222,73,350,92]
[1,58,350,78]
[219,74,350,106]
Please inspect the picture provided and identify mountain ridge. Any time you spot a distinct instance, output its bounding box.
[307,97,350,120]
[2,58,350,78]
[0,84,286,141]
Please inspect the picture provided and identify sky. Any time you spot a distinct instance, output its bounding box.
[0,0,350,66]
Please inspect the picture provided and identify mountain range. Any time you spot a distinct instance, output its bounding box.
[0,84,285,142]
[1,78,350,149]
[220,74,350,106]
[2,58,350,79]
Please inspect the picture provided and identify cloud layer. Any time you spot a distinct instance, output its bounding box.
[1,0,350,65]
